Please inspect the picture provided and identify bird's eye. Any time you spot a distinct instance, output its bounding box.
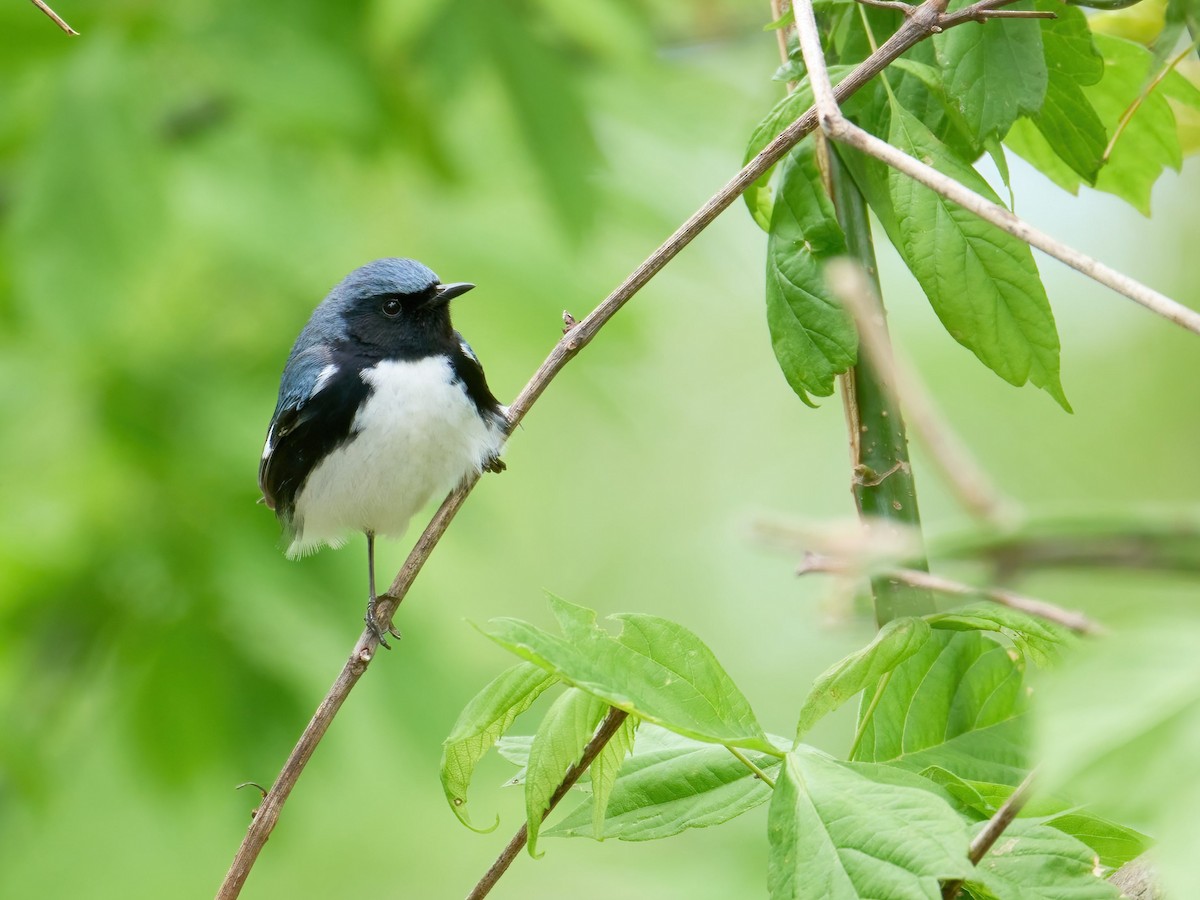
[381,298,402,318]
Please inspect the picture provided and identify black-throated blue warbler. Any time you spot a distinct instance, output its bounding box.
[259,258,507,646]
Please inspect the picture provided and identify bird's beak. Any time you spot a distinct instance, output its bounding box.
[431,282,475,306]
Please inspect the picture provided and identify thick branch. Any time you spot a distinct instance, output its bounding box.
[465,708,630,900]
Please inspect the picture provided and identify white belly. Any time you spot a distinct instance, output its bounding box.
[287,357,504,557]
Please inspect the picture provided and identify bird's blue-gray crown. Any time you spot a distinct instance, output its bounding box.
[293,258,440,347]
[275,258,445,410]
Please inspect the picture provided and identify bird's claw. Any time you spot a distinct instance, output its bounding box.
[483,454,506,474]
[365,596,402,650]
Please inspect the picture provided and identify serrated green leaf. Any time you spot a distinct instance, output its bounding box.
[852,630,1030,784]
[1039,0,1105,86]
[1038,620,1200,894]
[482,596,775,754]
[1032,73,1108,183]
[588,713,638,838]
[768,747,972,900]
[547,726,779,841]
[1087,35,1185,213]
[926,602,1077,668]
[1004,117,1085,194]
[742,67,856,229]
[524,687,607,856]
[795,617,931,741]
[441,661,558,830]
[885,100,1069,410]
[765,143,856,406]
[964,819,1121,900]
[935,1,1048,142]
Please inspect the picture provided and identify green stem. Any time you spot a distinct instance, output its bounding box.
[848,670,891,759]
[830,154,935,624]
[727,746,777,789]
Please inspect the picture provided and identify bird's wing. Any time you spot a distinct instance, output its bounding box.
[450,335,508,431]
[258,344,336,512]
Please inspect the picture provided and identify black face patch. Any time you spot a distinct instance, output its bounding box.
[342,290,454,360]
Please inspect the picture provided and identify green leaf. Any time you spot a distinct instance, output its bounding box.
[926,602,1077,668]
[885,100,1070,410]
[1037,620,1200,894]
[918,768,1150,869]
[1086,35,1186,213]
[851,630,1030,784]
[1043,814,1151,871]
[795,617,931,741]
[547,726,779,841]
[767,747,972,900]
[1004,118,1086,194]
[765,143,856,406]
[935,1,1048,143]
[441,661,558,830]
[1031,74,1108,183]
[587,713,638,838]
[1039,0,1105,87]
[1030,3,1108,182]
[482,596,775,754]
[742,67,856,229]
[964,819,1121,900]
[524,687,607,856]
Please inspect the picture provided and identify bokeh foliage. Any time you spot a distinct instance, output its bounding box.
[1,0,1198,897]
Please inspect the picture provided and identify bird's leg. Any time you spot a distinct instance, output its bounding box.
[364,532,402,648]
[482,454,506,474]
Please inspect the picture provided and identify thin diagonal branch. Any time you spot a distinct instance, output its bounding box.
[465,708,629,900]
[219,0,1150,892]
[30,0,78,35]
[213,10,971,898]
[942,770,1038,899]
[796,552,1105,635]
[791,0,1200,336]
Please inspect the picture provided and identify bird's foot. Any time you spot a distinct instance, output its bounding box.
[365,595,403,650]
[483,453,506,474]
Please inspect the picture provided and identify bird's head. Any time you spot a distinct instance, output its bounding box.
[322,258,475,357]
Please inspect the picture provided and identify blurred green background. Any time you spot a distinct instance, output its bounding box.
[1,0,1197,897]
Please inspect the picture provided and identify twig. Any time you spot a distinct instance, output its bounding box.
[854,0,918,13]
[30,0,78,35]
[797,552,1105,635]
[466,708,630,900]
[942,770,1037,899]
[728,746,777,789]
[791,0,1200,337]
[1103,38,1200,163]
[940,6,1056,25]
[214,7,977,897]
[826,259,1019,527]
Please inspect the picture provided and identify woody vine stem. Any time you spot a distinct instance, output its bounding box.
[214,1,1198,896]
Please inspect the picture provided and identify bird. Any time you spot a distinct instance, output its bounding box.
[258,258,508,647]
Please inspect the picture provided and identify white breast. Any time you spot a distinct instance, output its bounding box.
[287,356,504,557]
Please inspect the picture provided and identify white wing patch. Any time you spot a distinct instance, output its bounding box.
[311,363,339,397]
[459,340,479,364]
